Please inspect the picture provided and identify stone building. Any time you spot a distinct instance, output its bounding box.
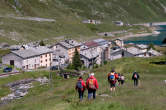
[2,47,53,70]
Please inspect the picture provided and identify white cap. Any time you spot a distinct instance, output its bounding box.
[91,73,94,76]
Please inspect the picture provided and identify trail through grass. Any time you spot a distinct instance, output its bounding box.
[0,57,166,110]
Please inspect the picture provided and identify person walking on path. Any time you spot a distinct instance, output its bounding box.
[86,73,99,100]
[120,74,125,85]
[132,71,140,87]
[117,73,121,86]
[108,70,117,92]
[75,76,86,101]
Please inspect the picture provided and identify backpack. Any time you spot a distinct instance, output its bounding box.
[134,74,137,79]
[115,73,119,79]
[76,80,83,90]
[109,75,115,81]
[88,79,96,89]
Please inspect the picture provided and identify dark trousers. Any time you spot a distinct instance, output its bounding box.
[78,90,84,101]
[88,89,96,100]
[134,79,138,86]
[121,80,124,85]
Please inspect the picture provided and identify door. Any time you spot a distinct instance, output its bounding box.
[35,64,37,69]
[10,60,14,66]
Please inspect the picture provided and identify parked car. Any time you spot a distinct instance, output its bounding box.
[3,67,12,73]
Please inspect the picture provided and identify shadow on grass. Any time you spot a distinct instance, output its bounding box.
[150,61,166,65]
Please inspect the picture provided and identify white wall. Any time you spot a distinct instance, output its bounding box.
[22,56,40,69]
[110,54,122,60]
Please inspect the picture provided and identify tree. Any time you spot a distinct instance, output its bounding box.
[72,48,82,70]
[39,40,45,46]
[162,38,166,44]
[147,43,155,51]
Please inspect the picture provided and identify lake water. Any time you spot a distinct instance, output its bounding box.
[124,25,166,45]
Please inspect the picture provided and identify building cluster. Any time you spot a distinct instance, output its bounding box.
[1,38,162,70]
[82,19,101,24]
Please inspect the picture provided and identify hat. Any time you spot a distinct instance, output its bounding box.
[79,76,82,79]
[111,69,115,72]
[91,73,94,76]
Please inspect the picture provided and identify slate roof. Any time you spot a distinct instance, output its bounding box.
[136,44,148,49]
[83,39,108,49]
[111,49,134,57]
[80,49,99,60]
[126,47,146,55]
[84,41,98,48]
[57,40,81,49]
[11,47,53,59]
[148,49,162,56]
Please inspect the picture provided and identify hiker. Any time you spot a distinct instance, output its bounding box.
[86,73,99,100]
[132,71,140,86]
[117,73,121,85]
[120,74,125,85]
[75,76,86,101]
[108,70,117,92]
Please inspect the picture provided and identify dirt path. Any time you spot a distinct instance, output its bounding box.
[0,72,20,78]
[0,15,55,22]
[117,33,153,40]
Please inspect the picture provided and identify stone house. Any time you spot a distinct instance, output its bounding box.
[80,39,111,67]
[114,39,124,48]
[110,48,134,60]
[2,47,53,70]
[114,21,124,26]
[52,40,81,63]
[126,47,162,58]
[82,19,101,24]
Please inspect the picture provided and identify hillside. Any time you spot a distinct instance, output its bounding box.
[0,0,166,44]
[0,57,166,110]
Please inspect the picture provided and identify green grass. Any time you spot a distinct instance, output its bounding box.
[0,56,166,110]
[0,0,166,43]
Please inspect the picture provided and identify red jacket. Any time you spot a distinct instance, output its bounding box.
[86,76,99,90]
[76,79,86,91]
[114,73,119,79]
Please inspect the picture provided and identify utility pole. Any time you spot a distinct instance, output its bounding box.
[49,65,53,88]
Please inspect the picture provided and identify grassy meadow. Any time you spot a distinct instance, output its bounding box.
[0,56,166,110]
[1,0,166,43]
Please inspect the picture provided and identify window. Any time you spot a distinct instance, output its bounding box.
[149,53,152,56]
[45,54,47,57]
[45,59,47,62]
[41,56,42,58]
[144,53,146,56]
[41,61,43,63]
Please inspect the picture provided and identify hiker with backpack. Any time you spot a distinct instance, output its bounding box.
[120,74,125,85]
[86,73,99,100]
[117,73,121,86]
[75,76,86,101]
[132,71,140,87]
[108,70,118,92]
